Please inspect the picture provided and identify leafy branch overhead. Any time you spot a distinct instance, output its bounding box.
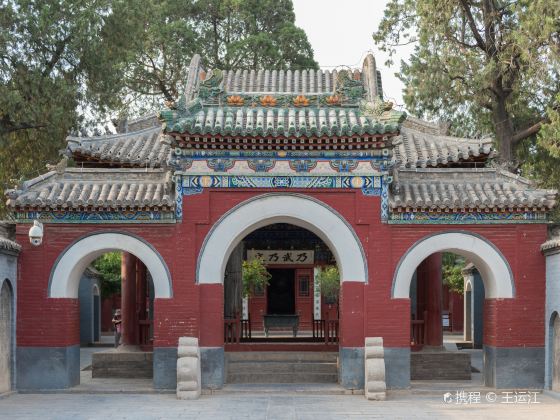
[0,0,317,216]
[373,0,560,169]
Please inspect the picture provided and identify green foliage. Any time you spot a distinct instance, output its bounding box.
[92,252,122,298]
[442,253,466,295]
[0,0,148,215]
[315,265,340,303]
[521,93,560,212]
[242,258,271,298]
[123,0,317,107]
[373,0,560,165]
[0,0,316,216]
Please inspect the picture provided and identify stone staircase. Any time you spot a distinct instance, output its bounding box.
[226,352,338,384]
[92,349,153,379]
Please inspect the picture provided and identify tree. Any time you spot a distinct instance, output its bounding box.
[315,265,340,304]
[0,0,147,214]
[442,253,466,295]
[92,252,122,298]
[0,0,317,216]
[125,0,318,107]
[241,258,271,298]
[373,0,560,166]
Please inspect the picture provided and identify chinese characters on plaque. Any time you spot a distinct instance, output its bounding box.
[247,250,314,265]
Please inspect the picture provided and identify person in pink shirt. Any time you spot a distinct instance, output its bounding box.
[112,309,122,347]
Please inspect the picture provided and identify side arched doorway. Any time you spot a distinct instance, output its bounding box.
[390,231,542,389]
[196,193,368,389]
[0,280,14,393]
[39,232,172,389]
[552,312,560,392]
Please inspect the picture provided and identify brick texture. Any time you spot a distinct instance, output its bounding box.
[16,189,547,350]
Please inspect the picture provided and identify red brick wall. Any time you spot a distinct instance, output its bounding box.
[16,188,547,350]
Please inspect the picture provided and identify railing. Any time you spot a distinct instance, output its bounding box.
[224,313,251,344]
[325,319,339,344]
[312,314,339,344]
[224,317,240,344]
[411,310,427,350]
[312,319,325,339]
[241,314,251,339]
[138,319,153,350]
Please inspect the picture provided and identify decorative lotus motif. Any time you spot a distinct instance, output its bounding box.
[293,95,309,107]
[227,95,245,106]
[326,95,341,106]
[260,95,277,107]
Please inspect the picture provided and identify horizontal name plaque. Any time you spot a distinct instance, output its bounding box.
[247,249,314,265]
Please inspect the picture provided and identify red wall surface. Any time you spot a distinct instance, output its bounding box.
[16,188,547,350]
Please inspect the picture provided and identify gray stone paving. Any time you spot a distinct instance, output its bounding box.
[0,392,559,419]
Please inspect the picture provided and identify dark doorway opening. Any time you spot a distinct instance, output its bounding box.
[267,268,295,314]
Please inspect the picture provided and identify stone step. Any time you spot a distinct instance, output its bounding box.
[227,372,338,384]
[226,352,338,363]
[411,351,471,380]
[227,361,337,374]
[92,350,153,379]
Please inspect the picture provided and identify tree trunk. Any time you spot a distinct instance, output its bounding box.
[492,96,515,165]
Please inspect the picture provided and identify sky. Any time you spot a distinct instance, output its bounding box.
[292,0,415,110]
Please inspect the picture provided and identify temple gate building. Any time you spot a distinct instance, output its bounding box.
[4,54,559,391]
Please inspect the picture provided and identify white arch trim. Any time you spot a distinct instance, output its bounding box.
[392,232,514,299]
[49,232,172,298]
[197,193,368,284]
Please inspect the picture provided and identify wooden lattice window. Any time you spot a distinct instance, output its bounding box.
[298,276,310,297]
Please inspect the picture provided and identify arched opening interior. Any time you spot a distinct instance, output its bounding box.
[551,312,560,392]
[222,222,341,385]
[408,252,488,386]
[77,251,156,387]
[394,232,511,387]
[49,232,171,390]
[0,280,14,393]
[224,223,339,345]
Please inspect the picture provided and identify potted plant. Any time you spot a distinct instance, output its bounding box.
[316,265,340,313]
[242,258,271,298]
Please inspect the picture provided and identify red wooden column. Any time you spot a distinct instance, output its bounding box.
[136,260,147,320]
[121,252,138,346]
[417,253,443,347]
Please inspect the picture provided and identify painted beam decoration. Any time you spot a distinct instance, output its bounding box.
[247,250,314,265]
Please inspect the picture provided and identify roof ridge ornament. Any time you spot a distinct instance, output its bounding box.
[45,156,68,174]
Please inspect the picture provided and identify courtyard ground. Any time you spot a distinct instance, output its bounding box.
[1,391,559,419]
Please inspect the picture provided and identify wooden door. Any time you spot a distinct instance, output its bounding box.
[295,268,313,330]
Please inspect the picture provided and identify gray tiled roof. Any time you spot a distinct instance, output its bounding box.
[392,125,494,169]
[6,168,174,210]
[67,126,170,168]
[184,54,382,102]
[390,169,556,211]
[0,237,21,253]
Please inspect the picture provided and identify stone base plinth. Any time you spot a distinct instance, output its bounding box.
[411,351,471,380]
[92,348,153,379]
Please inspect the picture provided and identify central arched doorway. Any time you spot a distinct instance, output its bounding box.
[197,193,368,388]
